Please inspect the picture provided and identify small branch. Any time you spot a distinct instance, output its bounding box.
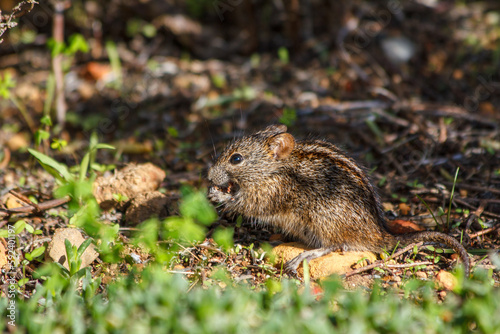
[383,261,433,269]
[442,182,500,195]
[0,196,70,216]
[468,225,500,239]
[343,242,423,278]
[9,190,41,213]
[0,0,38,43]
[454,198,500,219]
[51,0,70,126]
[196,244,228,257]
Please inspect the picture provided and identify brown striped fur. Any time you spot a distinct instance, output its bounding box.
[207,125,469,275]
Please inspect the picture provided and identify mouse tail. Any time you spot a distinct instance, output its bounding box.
[391,231,470,277]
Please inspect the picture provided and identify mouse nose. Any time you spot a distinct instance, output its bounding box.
[207,165,230,186]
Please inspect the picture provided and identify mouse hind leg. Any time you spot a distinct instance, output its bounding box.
[283,246,342,275]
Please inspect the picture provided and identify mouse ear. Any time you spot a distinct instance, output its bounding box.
[259,124,287,136]
[269,133,295,159]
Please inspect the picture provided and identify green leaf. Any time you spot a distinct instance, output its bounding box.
[40,115,52,126]
[28,148,74,183]
[167,127,179,138]
[278,46,289,64]
[0,229,9,238]
[14,220,26,234]
[179,190,217,225]
[18,278,29,287]
[446,167,460,227]
[165,217,205,243]
[213,227,234,251]
[24,223,34,234]
[142,23,157,38]
[66,33,89,54]
[93,143,115,150]
[80,152,90,182]
[279,107,297,127]
[0,72,15,99]
[77,238,93,259]
[34,129,50,146]
[47,38,65,57]
[29,246,46,259]
[64,239,76,262]
[51,139,67,150]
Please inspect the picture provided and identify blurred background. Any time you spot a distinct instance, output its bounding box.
[0,0,499,204]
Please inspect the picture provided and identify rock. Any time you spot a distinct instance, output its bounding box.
[272,242,378,279]
[415,271,428,280]
[46,228,99,271]
[435,270,457,291]
[125,191,169,225]
[93,163,166,210]
[380,35,416,65]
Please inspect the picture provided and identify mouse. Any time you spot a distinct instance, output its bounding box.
[207,125,470,276]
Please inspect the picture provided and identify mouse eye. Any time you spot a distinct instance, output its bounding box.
[229,153,243,165]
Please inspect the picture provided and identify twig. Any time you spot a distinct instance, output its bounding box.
[186,279,199,293]
[118,227,140,231]
[196,244,228,257]
[51,0,71,126]
[443,182,500,195]
[315,100,392,113]
[342,242,423,278]
[406,102,500,124]
[165,270,195,275]
[176,243,202,262]
[0,196,70,216]
[0,0,37,43]
[383,261,433,269]
[9,190,41,213]
[468,225,500,239]
[454,198,500,219]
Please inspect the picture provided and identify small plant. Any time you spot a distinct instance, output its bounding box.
[126,18,157,38]
[279,107,297,127]
[56,238,93,279]
[278,46,289,64]
[105,40,123,89]
[112,193,129,204]
[27,134,120,263]
[131,186,218,264]
[406,179,424,188]
[417,167,460,229]
[211,73,227,89]
[0,71,36,133]
[391,193,408,203]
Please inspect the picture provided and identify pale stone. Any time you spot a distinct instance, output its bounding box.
[273,242,378,279]
[435,270,457,291]
[46,228,99,271]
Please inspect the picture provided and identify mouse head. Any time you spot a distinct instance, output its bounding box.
[207,125,295,204]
